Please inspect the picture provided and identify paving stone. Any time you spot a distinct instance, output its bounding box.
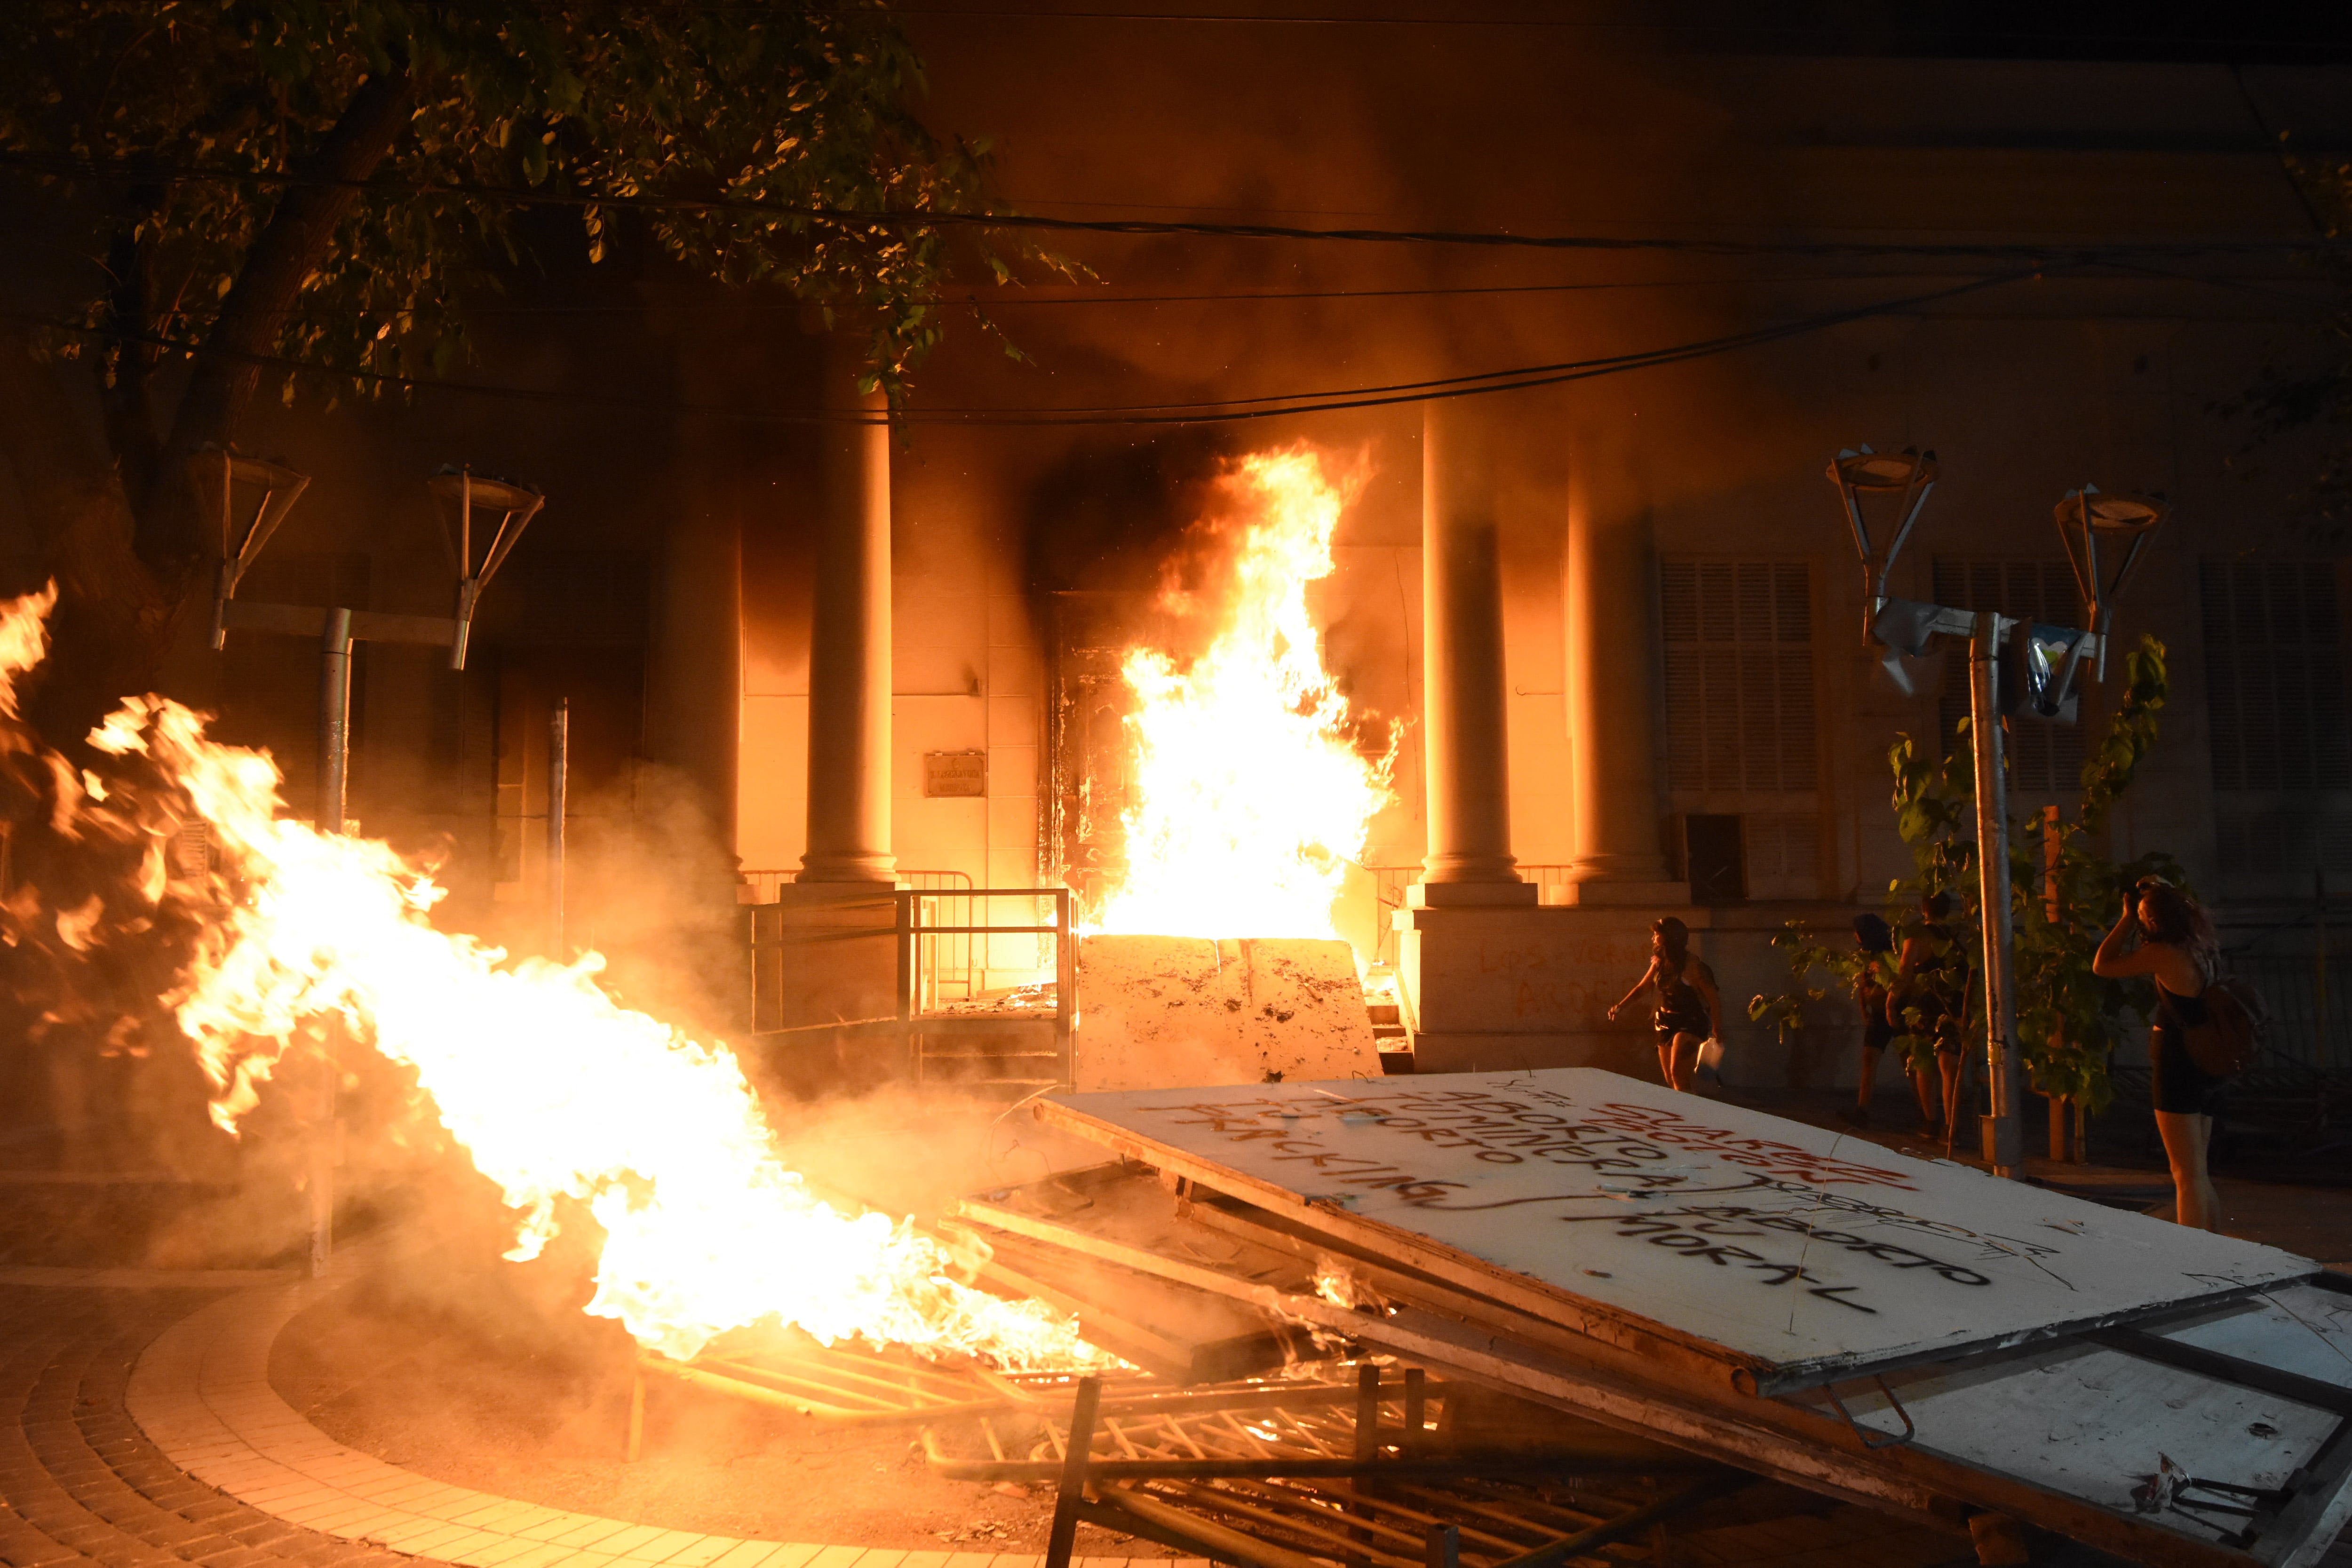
[0,1284,481,1568]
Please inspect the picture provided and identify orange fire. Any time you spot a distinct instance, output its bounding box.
[1093,446,1395,941]
[1,588,1101,1369]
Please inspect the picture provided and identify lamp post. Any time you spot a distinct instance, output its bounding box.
[206,454,545,1273]
[1828,451,2161,1178]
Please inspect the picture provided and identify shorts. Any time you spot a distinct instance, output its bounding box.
[1862,1020,1896,1053]
[1654,1007,1710,1043]
[2152,1025,2230,1116]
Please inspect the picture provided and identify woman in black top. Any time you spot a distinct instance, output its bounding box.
[1607,916,1720,1092]
[1837,914,1899,1129]
[2092,877,2224,1231]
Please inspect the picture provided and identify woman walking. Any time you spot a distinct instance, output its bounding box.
[2092,877,2226,1231]
[1608,916,1721,1091]
[1837,914,1900,1129]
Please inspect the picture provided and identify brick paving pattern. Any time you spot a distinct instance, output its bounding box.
[3,1276,2342,1568]
[4,1279,1160,1568]
[0,1284,421,1568]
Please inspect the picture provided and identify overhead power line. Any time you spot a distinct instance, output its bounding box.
[5,269,2041,427]
[1,152,2339,262]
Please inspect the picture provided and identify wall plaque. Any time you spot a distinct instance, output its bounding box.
[924,750,987,797]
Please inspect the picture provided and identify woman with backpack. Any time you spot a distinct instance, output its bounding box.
[2092,877,2226,1231]
[1607,916,1721,1092]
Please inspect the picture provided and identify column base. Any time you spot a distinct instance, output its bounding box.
[797,852,899,884]
[1396,902,1706,1067]
[1407,880,1539,908]
[1558,878,1692,907]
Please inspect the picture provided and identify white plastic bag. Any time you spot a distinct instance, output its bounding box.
[1695,1036,1726,1084]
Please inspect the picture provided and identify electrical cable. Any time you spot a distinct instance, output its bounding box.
[0,268,2042,427]
[2,152,2340,262]
[926,270,2045,415]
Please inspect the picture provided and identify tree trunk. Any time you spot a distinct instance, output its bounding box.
[0,67,417,753]
[141,65,417,582]
[0,317,175,748]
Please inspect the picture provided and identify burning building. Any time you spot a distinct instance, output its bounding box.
[4,25,2349,1140]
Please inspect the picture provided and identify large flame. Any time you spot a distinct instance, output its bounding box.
[0,588,1099,1369]
[1093,447,1394,940]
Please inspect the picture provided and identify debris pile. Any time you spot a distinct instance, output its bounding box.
[656,1068,2352,1565]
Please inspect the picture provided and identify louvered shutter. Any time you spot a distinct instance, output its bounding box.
[1660,560,1816,795]
[2201,560,2349,793]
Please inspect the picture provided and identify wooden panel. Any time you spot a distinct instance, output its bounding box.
[1035,1069,2315,1383]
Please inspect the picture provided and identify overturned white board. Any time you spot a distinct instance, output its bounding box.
[1071,935,1379,1093]
[1039,1068,2316,1382]
[1809,1282,2352,1565]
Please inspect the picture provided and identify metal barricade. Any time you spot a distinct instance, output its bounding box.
[742,879,1074,1095]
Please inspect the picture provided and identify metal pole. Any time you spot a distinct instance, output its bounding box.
[548,698,568,957]
[1969,611,2024,1176]
[311,607,353,1277]
[320,608,352,835]
[2043,804,2066,1162]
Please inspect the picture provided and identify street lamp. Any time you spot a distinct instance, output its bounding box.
[1825,445,1938,649]
[2055,486,2167,682]
[190,447,310,651]
[206,455,546,1276]
[427,465,545,672]
[1829,448,2160,1179]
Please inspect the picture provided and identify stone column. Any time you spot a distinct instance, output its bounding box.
[1563,441,1684,902]
[799,342,896,883]
[1413,399,1533,907]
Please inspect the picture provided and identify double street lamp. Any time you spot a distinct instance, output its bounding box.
[1829,449,2167,1176]
[198,449,545,1274]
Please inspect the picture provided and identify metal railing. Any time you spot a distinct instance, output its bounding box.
[2227,950,2352,1078]
[740,866,799,903]
[742,881,1074,1094]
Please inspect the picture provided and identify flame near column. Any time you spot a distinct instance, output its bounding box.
[0,588,1101,1370]
[1093,446,1396,941]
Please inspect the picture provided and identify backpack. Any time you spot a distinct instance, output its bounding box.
[2182,976,2266,1078]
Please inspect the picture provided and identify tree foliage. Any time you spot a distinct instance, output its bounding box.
[0,0,1018,734]
[1753,635,2182,1113]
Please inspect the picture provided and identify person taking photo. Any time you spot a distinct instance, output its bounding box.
[2092,876,2226,1231]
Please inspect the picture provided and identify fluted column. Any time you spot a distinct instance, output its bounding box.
[800,342,896,883]
[1414,399,1534,907]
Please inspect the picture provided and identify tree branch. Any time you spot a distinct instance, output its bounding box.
[142,64,417,579]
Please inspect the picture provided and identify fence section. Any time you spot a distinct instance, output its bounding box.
[2229,949,2352,1079]
[742,880,1073,1096]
